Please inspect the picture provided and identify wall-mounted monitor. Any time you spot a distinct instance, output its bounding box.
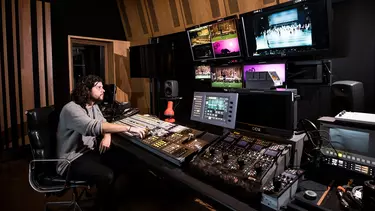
[187,17,242,61]
[243,63,286,83]
[211,65,243,89]
[241,0,331,59]
[194,65,211,80]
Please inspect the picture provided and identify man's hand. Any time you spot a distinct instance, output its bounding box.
[129,126,147,138]
[99,133,111,154]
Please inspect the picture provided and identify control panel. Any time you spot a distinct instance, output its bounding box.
[114,114,219,166]
[262,168,303,210]
[190,92,238,129]
[189,132,291,197]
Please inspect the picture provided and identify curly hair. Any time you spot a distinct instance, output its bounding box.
[71,75,103,109]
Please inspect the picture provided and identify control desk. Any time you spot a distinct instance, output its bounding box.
[114,114,219,166]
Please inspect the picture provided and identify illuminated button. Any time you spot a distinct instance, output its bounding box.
[372,162,375,165]
[362,159,366,163]
[357,158,361,162]
[347,156,351,159]
[330,152,333,155]
[367,160,371,164]
[326,150,329,154]
[343,155,346,158]
[352,157,356,160]
[338,153,343,158]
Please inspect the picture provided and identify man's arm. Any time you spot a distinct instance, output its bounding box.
[101,122,130,134]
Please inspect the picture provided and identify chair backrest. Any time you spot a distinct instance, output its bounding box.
[26,106,59,159]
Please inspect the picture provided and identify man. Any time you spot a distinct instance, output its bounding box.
[56,75,146,210]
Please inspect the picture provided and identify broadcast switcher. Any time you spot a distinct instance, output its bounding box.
[114,114,219,166]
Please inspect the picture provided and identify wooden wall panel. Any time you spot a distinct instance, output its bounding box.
[45,3,54,106]
[19,0,34,113]
[1,0,53,152]
[279,0,290,3]
[11,0,21,126]
[179,0,227,28]
[1,0,11,146]
[37,1,46,107]
[145,0,185,37]
[236,0,278,14]
[117,0,153,46]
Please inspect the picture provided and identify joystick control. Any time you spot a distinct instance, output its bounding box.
[273,179,282,192]
[254,163,262,176]
[237,159,245,169]
[209,147,216,155]
[223,153,229,162]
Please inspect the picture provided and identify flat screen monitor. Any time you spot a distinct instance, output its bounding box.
[194,65,211,80]
[211,65,243,89]
[235,89,297,138]
[243,63,286,83]
[241,0,331,58]
[187,17,241,61]
[190,92,239,129]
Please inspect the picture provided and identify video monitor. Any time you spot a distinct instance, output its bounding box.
[235,89,297,138]
[190,92,239,129]
[211,19,241,58]
[188,26,214,60]
[187,17,241,61]
[194,65,211,80]
[241,0,331,58]
[255,8,312,51]
[243,63,286,82]
[211,65,243,88]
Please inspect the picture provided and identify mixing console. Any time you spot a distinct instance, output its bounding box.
[189,132,292,196]
[114,114,219,166]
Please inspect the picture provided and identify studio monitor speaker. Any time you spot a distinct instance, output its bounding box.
[331,80,364,115]
[164,80,178,98]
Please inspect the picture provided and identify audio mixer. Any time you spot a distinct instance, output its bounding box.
[189,132,292,198]
[114,114,219,166]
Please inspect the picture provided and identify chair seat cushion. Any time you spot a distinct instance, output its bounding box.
[38,175,89,190]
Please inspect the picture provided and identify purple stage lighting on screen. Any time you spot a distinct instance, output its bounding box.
[244,63,286,82]
[213,38,240,56]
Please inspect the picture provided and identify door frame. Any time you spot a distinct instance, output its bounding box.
[68,35,114,92]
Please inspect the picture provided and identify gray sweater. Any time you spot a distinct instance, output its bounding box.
[56,101,106,175]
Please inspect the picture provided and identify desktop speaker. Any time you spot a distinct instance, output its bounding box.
[164,80,178,98]
[331,80,364,115]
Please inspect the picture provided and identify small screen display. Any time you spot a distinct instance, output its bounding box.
[237,140,248,147]
[195,65,211,79]
[211,65,243,88]
[254,7,312,51]
[329,128,371,157]
[244,63,286,82]
[187,19,241,61]
[265,149,278,157]
[203,96,229,122]
[251,144,263,151]
[211,19,241,58]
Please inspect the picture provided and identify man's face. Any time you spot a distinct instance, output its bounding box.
[90,82,105,102]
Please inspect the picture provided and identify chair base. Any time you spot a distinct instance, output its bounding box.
[44,188,88,211]
[45,201,82,211]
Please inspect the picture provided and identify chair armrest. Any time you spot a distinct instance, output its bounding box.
[28,158,72,193]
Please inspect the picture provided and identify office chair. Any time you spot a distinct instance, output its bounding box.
[26,106,90,211]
